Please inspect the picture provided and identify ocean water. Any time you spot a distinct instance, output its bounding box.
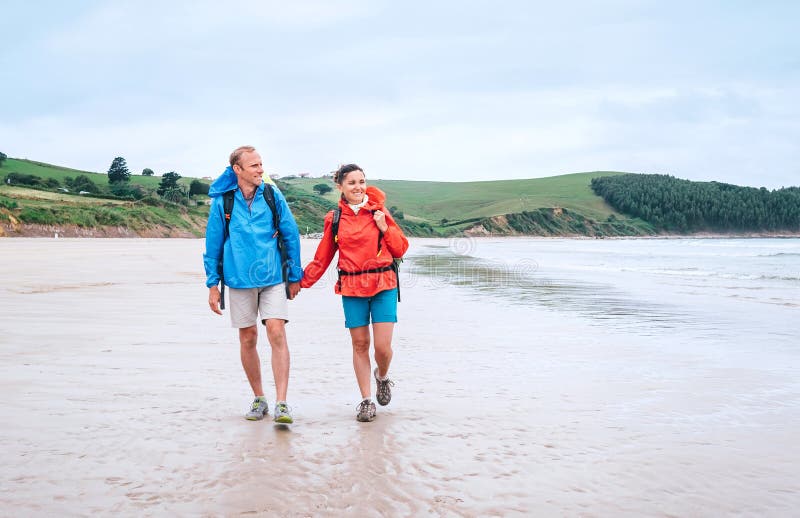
[407,237,799,344]
[397,237,800,514]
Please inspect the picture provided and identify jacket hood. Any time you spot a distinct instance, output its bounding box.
[365,185,386,208]
[339,185,387,210]
[208,166,239,197]
[208,167,278,197]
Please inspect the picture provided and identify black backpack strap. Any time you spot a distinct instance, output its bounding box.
[331,208,341,290]
[332,208,341,244]
[263,184,291,298]
[391,259,401,302]
[338,265,394,276]
[222,190,235,238]
[218,190,236,310]
[262,184,281,238]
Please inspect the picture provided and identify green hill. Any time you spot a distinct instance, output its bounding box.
[374,173,623,221]
[592,174,800,233]
[1,158,194,190]
[279,173,653,236]
[1,158,209,237]
[1,156,651,237]
[281,172,624,219]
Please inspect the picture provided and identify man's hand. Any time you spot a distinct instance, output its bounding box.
[208,286,223,315]
[287,282,301,300]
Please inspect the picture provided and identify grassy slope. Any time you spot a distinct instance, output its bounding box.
[282,173,627,220]
[1,158,644,236]
[0,159,208,236]
[278,178,340,204]
[372,172,626,222]
[279,172,636,230]
[0,184,130,204]
[1,158,194,190]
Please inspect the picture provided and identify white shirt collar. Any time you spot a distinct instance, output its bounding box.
[348,194,369,214]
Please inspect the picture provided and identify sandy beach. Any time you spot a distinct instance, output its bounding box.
[1,238,798,516]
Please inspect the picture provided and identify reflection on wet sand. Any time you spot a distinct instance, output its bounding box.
[11,281,118,294]
[408,251,696,333]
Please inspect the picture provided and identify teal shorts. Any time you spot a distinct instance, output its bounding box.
[341,288,398,328]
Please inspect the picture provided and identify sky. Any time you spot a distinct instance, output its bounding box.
[1,1,798,188]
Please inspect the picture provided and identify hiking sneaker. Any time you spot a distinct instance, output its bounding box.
[374,367,395,406]
[245,397,269,421]
[273,402,293,424]
[356,399,377,422]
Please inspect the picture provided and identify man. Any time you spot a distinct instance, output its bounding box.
[203,146,302,423]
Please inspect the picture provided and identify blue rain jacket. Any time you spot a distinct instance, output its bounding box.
[203,167,303,288]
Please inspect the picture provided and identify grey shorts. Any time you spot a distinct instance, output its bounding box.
[228,284,289,328]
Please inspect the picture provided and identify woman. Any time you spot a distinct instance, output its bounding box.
[301,164,409,422]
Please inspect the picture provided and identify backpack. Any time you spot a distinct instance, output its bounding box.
[332,207,402,302]
[216,184,289,309]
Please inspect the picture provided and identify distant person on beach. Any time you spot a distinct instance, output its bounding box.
[203,145,303,423]
[301,163,409,422]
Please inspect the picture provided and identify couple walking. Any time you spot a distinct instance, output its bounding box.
[202,146,409,423]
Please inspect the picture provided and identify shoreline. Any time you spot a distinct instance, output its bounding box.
[2,223,799,240]
[0,223,200,238]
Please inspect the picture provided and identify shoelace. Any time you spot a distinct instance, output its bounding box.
[377,379,394,398]
[356,400,375,413]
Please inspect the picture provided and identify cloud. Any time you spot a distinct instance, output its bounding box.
[3,82,798,188]
[2,1,799,188]
[43,1,375,55]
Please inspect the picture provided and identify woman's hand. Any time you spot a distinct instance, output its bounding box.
[373,210,389,232]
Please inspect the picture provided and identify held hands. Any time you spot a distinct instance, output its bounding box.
[373,210,389,232]
[208,286,222,315]
[287,282,301,300]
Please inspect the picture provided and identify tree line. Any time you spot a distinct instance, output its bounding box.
[3,155,209,203]
[591,174,800,232]
[107,156,208,200]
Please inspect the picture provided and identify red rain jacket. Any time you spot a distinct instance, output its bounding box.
[301,186,409,297]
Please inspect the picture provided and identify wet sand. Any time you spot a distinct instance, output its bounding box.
[1,238,798,516]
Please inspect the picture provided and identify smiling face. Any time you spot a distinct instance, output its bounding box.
[232,150,264,191]
[338,168,366,205]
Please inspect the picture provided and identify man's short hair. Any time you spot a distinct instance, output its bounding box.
[230,146,256,167]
